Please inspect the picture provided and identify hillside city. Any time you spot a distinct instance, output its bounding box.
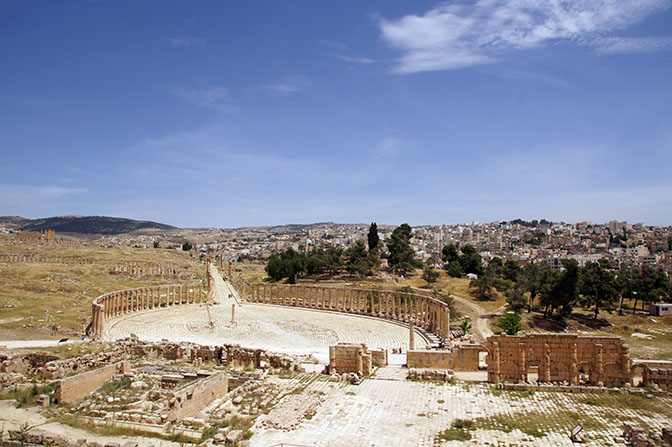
[99,220,672,275]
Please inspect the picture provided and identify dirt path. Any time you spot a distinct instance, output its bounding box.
[0,401,179,447]
[450,294,494,342]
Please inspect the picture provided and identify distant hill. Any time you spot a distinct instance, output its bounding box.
[0,215,176,235]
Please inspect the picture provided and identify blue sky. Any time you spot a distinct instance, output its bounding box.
[1,0,671,228]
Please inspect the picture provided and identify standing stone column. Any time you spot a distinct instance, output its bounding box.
[595,344,604,386]
[542,342,551,382]
[409,321,415,350]
[491,341,501,384]
[519,343,527,383]
[570,342,578,385]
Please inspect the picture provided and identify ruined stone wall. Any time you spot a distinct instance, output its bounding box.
[370,349,388,367]
[109,262,198,279]
[245,282,451,341]
[166,372,229,422]
[407,344,483,372]
[486,333,631,386]
[53,362,128,404]
[15,230,55,243]
[329,343,372,376]
[0,254,95,264]
[642,366,672,390]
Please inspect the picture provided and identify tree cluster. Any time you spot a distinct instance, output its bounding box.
[469,256,671,320]
[265,222,424,283]
[441,244,484,277]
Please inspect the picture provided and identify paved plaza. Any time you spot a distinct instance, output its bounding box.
[104,303,425,363]
[250,369,671,447]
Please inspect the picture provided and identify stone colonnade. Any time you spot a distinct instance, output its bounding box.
[89,283,204,338]
[244,283,451,340]
[0,254,93,264]
[110,262,180,276]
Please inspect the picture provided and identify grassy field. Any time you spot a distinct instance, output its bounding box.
[0,236,205,338]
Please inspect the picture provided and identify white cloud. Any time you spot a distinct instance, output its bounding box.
[169,37,206,48]
[380,0,672,73]
[262,76,310,96]
[332,53,375,64]
[172,85,233,112]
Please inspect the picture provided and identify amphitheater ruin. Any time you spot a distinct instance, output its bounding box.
[2,255,672,447]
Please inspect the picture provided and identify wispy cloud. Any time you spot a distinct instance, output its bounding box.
[332,53,375,64]
[0,184,87,213]
[0,184,87,199]
[380,0,672,73]
[169,37,206,48]
[262,76,310,96]
[319,40,375,65]
[171,85,233,112]
[319,40,347,50]
[376,138,405,159]
[593,36,672,54]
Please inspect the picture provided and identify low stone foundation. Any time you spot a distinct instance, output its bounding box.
[407,344,483,371]
[53,361,130,404]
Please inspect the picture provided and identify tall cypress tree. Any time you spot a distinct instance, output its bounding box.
[367,222,379,252]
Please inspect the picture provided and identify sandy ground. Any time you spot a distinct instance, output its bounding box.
[0,400,180,447]
[0,339,82,349]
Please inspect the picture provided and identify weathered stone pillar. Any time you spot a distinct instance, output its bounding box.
[231,303,236,324]
[409,321,415,350]
[542,342,551,382]
[492,341,501,384]
[596,344,604,386]
[570,342,578,386]
[91,304,98,337]
[519,342,526,383]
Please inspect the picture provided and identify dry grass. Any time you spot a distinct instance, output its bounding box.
[0,238,205,338]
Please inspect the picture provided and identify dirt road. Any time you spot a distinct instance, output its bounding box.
[450,294,494,342]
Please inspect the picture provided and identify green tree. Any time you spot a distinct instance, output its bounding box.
[181,241,193,251]
[422,264,440,286]
[441,244,459,264]
[367,222,380,252]
[345,241,371,276]
[446,260,463,278]
[539,259,579,318]
[519,262,553,311]
[265,248,307,284]
[502,259,522,282]
[498,312,522,335]
[386,223,420,273]
[631,265,671,313]
[505,287,528,313]
[579,259,619,319]
[265,253,285,281]
[458,245,484,275]
[153,240,159,249]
